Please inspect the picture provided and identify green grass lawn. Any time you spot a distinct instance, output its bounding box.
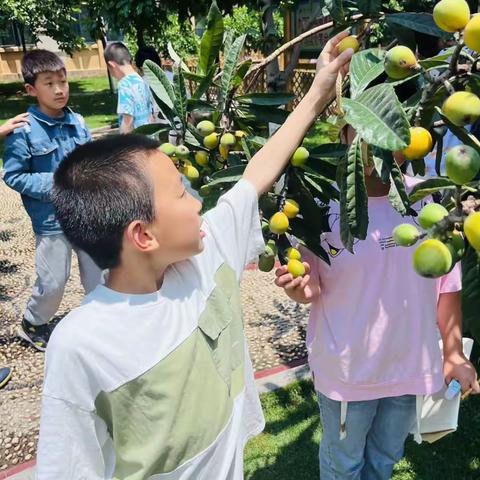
[0,76,117,165]
[245,379,480,480]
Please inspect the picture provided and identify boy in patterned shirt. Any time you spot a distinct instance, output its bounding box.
[104,42,153,133]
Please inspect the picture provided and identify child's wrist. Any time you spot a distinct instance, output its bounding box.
[303,89,329,116]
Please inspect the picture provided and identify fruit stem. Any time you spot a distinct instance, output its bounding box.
[442,79,456,95]
[455,185,463,217]
[278,166,291,211]
[414,41,465,126]
[448,41,464,76]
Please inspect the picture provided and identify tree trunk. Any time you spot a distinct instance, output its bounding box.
[135,20,147,50]
[258,0,286,93]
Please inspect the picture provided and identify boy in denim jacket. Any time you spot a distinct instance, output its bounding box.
[3,50,102,351]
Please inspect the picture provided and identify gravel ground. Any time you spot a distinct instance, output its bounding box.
[0,180,309,470]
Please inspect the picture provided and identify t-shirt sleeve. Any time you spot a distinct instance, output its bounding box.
[117,81,135,117]
[36,396,109,479]
[438,263,462,294]
[202,179,264,278]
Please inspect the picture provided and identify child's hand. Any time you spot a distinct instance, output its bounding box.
[309,31,354,105]
[444,351,480,395]
[274,262,319,304]
[0,113,29,138]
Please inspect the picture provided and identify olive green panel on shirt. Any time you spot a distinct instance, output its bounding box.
[94,263,246,479]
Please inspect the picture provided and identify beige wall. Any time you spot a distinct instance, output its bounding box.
[0,40,107,82]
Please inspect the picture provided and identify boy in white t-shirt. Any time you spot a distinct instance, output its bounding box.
[35,33,354,479]
[275,125,480,479]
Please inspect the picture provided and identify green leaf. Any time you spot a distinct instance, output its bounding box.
[342,84,410,151]
[418,86,448,129]
[388,22,417,51]
[193,67,216,100]
[345,136,369,239]
[411,158,426,176]
[467,74,480,97]
[325,0,345,23]
[372,147,393,183]
[418,58,449,71]
[462,247,480,340]
[223,29,235,56]
[186,99,216,113]
[350,48,386,99]
[201,188,224,213]
[248,136,267,147]
[173,66,188,132]
[208,165,246,186]
[291,218,331,266]
[435,134,443,176]
[133,124,170,136]
[236,93,295,106]
[167,42,190,72]
[184,71,208,82]
[144,59,176,112]
[184,128,201,148]
[302,159,337,182]
[408,177,457,204]
[309,143,349,158]
[237,105,290,125]
[337,151,355,252]
[436,107,480,151]
[198,1,224,75]
[357,0,381,16]
[288,171,329,236]
[388,162,412,216]
[303,172,339,201]
[232,60,252,89]
[241,137,252,161]
[289,217,331,265]
[385,13,452,38]
[220,34,246,107]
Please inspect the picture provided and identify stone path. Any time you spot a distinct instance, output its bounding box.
[0,180,310,470]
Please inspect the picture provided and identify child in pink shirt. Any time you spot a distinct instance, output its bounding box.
[275,126,479,479]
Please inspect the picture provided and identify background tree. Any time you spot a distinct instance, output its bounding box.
[0,0,85,54]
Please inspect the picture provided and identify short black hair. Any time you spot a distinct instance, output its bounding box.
[21,50,66,86]
[52,134,161,270]
[104,42,132,66]
[134,46,161,70]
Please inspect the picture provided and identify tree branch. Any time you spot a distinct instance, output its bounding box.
[243,13,365,92]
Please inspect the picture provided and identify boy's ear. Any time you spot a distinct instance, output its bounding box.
[125,221,159,253]
[107,60,117,70]
[25,83,37,97]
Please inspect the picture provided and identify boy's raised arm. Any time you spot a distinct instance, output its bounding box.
[243,32,353,196]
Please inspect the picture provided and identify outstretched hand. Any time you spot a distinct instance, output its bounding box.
[274,262,319,304]
[310,30,354,101]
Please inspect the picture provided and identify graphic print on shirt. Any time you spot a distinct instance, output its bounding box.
[321,212,359,258]
[322,195,428,257]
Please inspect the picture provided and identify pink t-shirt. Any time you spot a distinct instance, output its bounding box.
[302,176,461,402]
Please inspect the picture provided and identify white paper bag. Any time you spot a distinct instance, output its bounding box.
[411,338,474,444]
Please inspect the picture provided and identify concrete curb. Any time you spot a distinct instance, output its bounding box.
[255,362,310,394]
[3,360,309,478]
[1,460,35,480]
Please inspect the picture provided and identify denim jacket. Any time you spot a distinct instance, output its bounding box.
[3,106,91,235]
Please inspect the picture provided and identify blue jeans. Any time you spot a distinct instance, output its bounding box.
[317,392,417,480]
